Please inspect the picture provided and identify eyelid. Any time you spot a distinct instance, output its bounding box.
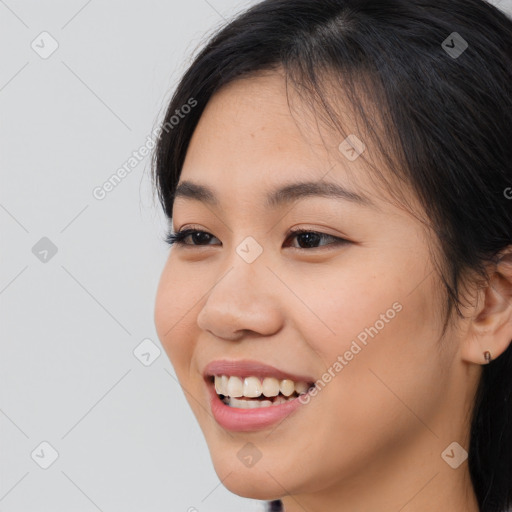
[285,228,348,250]
[174,223,347,240]
[165,226,221,247]
[165,225,351,250]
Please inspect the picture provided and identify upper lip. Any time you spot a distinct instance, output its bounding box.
[202,359,315,383]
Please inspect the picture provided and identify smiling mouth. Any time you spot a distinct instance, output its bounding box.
[211,375,315,409]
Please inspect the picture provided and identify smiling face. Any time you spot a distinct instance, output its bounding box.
[154,70,481,510]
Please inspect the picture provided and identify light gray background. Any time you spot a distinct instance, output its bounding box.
[1,1,511,511]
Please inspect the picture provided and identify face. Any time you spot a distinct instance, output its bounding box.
[154,70,477,508]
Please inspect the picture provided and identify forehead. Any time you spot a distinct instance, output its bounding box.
[175,70,408,216]
[184,70,349,168]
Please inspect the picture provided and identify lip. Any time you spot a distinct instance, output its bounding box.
[203,359,316,432]
[207,380,313,432]
[202,359,315,382]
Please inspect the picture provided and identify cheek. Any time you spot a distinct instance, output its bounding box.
[154,258,200,377]
[295,245,437,360]
[281,261,445,445]
[279,261,410,354]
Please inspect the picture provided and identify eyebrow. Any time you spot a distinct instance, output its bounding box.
[173,179,376,209]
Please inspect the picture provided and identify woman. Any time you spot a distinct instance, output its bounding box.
[152,1,512,510]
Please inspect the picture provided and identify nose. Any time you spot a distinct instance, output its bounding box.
[196,258,284,341]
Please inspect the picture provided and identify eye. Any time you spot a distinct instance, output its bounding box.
[165,228,220,247]
[165,227,349,250]
[284,228,348,249]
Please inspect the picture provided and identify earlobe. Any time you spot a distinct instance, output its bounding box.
[461,247,512,365]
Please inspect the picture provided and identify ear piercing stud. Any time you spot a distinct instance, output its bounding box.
[484,350,492,364]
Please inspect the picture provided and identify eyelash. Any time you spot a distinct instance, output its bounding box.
[165,227,349,250]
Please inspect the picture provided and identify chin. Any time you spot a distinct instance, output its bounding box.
[211,462,287,501]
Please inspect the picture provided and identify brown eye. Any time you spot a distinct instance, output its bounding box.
[166,227,349,250]
[165,229,220,247]
[285,229,349,249]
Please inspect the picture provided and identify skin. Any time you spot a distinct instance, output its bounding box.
[154,69,512,512]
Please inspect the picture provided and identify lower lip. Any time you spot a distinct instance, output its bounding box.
[207,381,307,432]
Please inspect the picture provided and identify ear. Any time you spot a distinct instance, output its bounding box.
[461,247,512,365]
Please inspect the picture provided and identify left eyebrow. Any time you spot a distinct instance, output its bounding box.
[265,180,377,209]
[173,179,377,209]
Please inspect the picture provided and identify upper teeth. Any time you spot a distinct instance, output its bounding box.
[214,375,310,398]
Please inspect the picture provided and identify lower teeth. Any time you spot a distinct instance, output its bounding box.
[220,394,298,408]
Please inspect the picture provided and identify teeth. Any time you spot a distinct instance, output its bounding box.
[280,379,295,397]
[224,396,291,408]
[243,376,262,397]
[214,374,311,400]
[214,376,224,395]
[226,376,243,398]
[295,381,309,394]
[262,377,280,397]
[214,375,228,394]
